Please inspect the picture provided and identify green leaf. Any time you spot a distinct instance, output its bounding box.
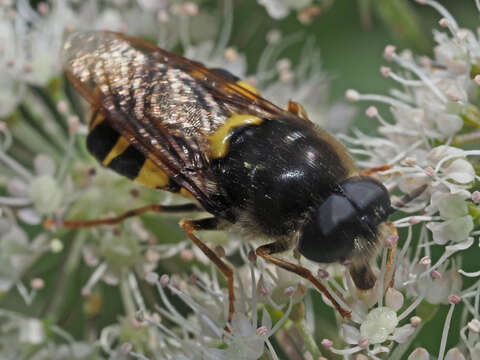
[371,0,430,52]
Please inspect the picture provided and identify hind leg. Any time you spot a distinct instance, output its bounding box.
[180,218,236,324]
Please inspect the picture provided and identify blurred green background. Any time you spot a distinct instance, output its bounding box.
[233,0,478,117]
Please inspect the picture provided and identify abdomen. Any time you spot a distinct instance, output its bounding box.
[86,110,180,192]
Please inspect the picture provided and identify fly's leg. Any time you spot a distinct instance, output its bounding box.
[384,222,398,289]
[180,218,236,324]
[358,165,391,177]
[44,203,202,229]
[256,241,351,318]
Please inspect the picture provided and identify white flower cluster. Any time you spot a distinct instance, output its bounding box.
[99,253,311,360]
[0,0,208,117]
[0,1,347,359]
[338,0,480,358]
[0,0,479,359]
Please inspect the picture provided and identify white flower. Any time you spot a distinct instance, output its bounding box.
[29,175,63,214]
[341,14,479,360]
[426,216,474,244]
[19,318,45,345]
[0,0,209,117]
[222,313,265,360]
[0,215,49,293]
[426,193,474,244]
[2,152,65,222]
[426,145,466,166]
[416,269,462,305]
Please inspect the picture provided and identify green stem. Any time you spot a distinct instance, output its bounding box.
[358,0,373,28]
[63,76,86,123]
[29,85,69,135]
[451,130,480,146]
[292,319,323,358]
[44,232,86,322]
[461,106,480,128]
[388,323,425,360]
[469,203,480,226]
[18,104,65,154]
[119,270,137,317]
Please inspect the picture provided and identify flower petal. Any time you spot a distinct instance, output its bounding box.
[443,159,475,184]
[34,154,56,177]
[341,324,361,345]
[434,113,463,136]
[408,347,430,360]
[426,216,474,245]
[385,288,404,312]
[392,324,415,344]
[445,348,466,360]
[437,193,469,219]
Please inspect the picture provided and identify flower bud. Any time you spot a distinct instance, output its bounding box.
[360,307,398,344]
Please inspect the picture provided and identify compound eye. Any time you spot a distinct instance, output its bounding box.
[316,194,356,237]
[342,178,391,217]
[298,194,358,263]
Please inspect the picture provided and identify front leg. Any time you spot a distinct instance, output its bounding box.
[358,165,391,177]
[256,241,351,318]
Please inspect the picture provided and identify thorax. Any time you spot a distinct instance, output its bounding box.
[211,118,355,237]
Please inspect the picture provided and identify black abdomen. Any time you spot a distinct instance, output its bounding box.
[212,119,354,236]
[87,120,145,180]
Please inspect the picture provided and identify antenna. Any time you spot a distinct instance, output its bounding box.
[389,184,428,214]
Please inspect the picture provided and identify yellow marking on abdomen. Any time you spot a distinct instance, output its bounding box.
[237,80,259,95]
[102,136,131,166]
[179,187,196,200]
[135,159,170,189]
[89,110,105,131]
[208,114,263,159]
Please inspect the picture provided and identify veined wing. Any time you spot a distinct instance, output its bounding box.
[61,31,296,214]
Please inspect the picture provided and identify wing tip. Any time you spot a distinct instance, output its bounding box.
[61,30,121,71]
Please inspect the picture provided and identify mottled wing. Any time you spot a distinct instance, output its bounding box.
[110,32,293,121]
[61,31,292,213]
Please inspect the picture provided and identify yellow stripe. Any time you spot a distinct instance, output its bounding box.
[135,159,170,188]
[102,136,130,166]
[89,87,105,130]
[90,111,104,131]
[208,114,263,159]
[179,187,196,200]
